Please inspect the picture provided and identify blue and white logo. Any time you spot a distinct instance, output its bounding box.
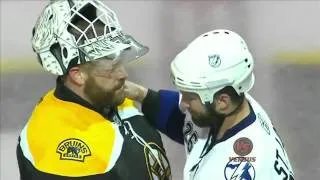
[224,158,255,180]
[208,54,221,68]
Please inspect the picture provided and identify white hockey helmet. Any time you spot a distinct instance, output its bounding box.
[32,0,149,75]
[171,29,255,104]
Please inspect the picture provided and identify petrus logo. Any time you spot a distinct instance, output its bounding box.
[224,158,255,180]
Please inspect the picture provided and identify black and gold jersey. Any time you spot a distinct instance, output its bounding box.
[16,81,171,180]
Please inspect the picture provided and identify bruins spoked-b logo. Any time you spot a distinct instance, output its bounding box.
[56,138,91,162]
[144,143,171,180]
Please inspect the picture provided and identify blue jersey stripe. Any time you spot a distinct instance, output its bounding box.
[157,90,185,144]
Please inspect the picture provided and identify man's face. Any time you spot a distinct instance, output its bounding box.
[180,91,225,127]
[83,60,128,107]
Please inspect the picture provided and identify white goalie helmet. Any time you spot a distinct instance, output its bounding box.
[32,0,149,75]
[171,29,255,104]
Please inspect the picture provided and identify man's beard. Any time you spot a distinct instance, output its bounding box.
[191,104,226,128]
[83,76,125,108]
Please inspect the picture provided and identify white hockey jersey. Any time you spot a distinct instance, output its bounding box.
[142,90,295,180]
[183,94,294,180]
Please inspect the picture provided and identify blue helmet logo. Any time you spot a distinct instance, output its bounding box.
[224,158,255,180]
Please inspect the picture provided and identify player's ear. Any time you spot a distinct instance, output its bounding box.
[68,66,88,85]
[215,93,231,112]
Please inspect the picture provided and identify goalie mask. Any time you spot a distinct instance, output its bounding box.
[32,0,149,75]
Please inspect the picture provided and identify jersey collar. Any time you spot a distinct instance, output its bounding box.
[216,101,256,144]
[54,76,113,117]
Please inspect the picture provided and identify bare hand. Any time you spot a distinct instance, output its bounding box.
[124,81,148,102]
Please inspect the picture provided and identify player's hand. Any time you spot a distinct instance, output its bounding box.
[124,81,148,102]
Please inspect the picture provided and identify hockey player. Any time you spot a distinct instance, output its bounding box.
[16,0,171,179]
[125,29,295,180]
